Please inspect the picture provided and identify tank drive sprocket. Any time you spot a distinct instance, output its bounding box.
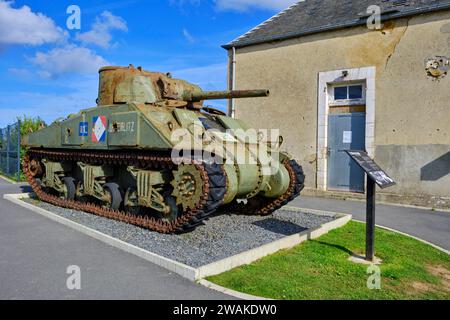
[171,164,205,212]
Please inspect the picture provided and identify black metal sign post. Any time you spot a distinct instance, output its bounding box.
[366,177,376,261]
[344,150,396,262]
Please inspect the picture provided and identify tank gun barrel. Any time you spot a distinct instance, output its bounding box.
[184,89,269,102]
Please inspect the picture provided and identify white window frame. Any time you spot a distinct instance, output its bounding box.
[329,82,366,107]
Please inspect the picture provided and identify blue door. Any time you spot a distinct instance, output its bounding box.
[327,113,366,192]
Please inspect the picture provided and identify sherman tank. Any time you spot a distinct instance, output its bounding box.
[22,65,305,233]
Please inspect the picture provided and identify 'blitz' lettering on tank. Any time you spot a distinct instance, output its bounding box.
[108,121,135,133]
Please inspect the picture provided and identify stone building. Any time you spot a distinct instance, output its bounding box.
[223,0,450,208]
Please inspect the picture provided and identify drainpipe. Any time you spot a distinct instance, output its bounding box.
[228,47,237,118]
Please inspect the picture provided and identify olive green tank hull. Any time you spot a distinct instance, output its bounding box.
[23,102,293,202]
[22,65,305,233]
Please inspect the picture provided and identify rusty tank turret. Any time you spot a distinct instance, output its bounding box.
[22,65,305,233]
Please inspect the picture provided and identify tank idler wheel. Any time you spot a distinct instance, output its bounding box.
[102,183,123,210]
[61,177,76,200]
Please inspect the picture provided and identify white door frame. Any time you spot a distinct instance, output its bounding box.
[317,66,376,191]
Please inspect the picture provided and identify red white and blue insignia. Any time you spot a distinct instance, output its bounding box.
[92,116,107,142]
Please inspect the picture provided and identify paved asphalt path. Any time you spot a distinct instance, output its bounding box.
[290,196,450,250]
[0,178,231,300]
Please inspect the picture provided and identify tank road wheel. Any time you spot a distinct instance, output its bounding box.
[102,183,123,210]
[61,177,76,200]
[171,165,204,212]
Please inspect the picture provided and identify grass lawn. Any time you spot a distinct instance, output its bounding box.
[207,221,450,300]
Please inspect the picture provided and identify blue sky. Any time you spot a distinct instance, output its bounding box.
[0,0,297,127]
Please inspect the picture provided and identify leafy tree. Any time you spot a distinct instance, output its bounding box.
[19,115,46,137]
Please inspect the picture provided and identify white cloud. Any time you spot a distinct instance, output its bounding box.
[29,45,109,78]
[215,0,298,12]
[0,1,66,45]
[76,11,128,49]
[182,28,195,43]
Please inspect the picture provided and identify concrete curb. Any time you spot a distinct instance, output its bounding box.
[195,211,351,279]
[352,220,450,255]
[198,280,273,300]
[288,205,449,255]
[341,198,450,214]
[4,192,350,297]
[302,188,450,213]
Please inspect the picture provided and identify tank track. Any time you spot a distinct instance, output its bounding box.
[222,160,305,216]
[23,149,227,234]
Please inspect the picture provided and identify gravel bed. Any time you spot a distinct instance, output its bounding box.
[23,197,337,268]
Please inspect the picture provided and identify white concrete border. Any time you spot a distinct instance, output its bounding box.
[195,212,351,279]
[198,279,273,300]
[3,193,351,283]
[287,205,449,255]
[352,219,450,255]
[317,66,376,191]
[302,186,450,213]
[286,204,449,255]
[330,195,450,214]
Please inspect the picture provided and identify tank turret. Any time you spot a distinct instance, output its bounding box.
[97,64,269,107]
